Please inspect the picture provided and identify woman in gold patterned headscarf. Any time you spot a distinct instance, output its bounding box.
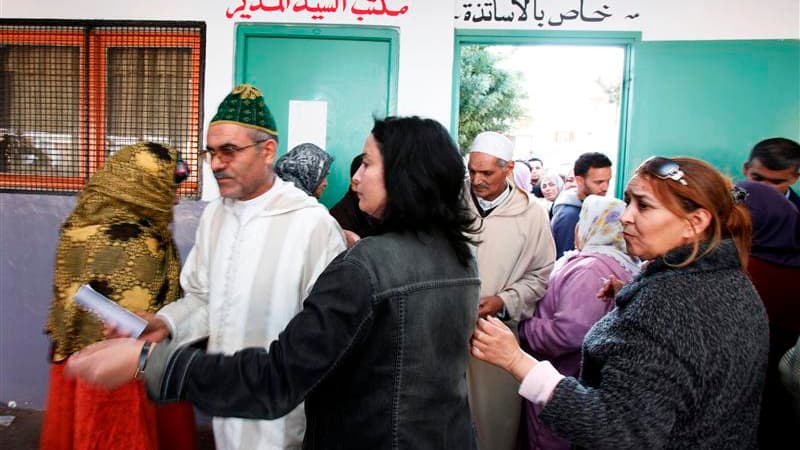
[40,142,197,450]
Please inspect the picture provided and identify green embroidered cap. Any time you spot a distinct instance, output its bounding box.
[210,84,278,136]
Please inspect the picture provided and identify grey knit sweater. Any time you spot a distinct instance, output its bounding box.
[540,239,769,449]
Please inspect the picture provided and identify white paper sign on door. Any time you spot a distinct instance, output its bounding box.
[287,100,328,151]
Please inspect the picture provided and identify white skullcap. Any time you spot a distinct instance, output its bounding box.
[468,131,514,162]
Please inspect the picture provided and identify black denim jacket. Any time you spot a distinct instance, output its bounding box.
[146,231,480,449]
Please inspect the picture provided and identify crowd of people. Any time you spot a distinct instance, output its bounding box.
[44,82,799,449]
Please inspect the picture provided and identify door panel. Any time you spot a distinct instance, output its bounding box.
[626,40,800,184]
[236,25,398,207]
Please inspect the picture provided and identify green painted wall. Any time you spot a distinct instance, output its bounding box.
[623,40,800,191]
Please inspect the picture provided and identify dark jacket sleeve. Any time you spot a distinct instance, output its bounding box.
[551,205,579,259]
[144,256,375,420]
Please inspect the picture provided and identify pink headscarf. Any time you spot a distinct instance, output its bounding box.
[513,162,532,192]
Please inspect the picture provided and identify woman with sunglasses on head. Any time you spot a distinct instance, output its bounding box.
[472,156,768,449]
[65,117,482,448]
[40,143,197,450]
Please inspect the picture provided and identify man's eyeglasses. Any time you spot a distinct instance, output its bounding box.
[199,139,268,163]
[644,156,688,186]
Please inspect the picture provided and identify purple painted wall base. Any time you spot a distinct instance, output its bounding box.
[0,193,205,410]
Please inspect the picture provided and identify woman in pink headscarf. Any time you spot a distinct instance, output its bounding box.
[513,160,533,193]
[519,195,639,449]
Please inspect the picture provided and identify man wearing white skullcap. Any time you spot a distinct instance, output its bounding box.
[465,131,556,450]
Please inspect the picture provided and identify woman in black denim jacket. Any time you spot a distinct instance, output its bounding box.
[68,116,482,449]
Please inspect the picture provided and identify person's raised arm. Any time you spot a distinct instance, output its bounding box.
[471,316,537,381]
[154,203,222,344]
[69,254,376,421]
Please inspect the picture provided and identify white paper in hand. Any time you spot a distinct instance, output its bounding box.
[73,284,147,338]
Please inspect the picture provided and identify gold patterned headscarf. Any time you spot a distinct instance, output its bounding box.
[46,142,183,361]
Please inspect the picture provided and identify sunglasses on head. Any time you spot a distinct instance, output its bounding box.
[174,157,190,185]
[644,156,688,186]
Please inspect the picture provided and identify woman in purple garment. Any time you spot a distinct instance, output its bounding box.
[519,194,640,450]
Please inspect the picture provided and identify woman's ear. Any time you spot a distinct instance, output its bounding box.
[683,208,712,239]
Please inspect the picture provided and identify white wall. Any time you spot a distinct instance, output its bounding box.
[4,0,798,197]
[454,0,800,40]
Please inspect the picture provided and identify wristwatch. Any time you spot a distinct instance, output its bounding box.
[133,341,153,381]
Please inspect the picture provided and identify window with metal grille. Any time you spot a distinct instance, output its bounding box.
[0,20,204,197]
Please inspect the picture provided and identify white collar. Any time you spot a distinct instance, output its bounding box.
[476,183,513,212]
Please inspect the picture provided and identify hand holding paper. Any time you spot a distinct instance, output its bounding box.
[104,311,172,343]
[73,284,148,338]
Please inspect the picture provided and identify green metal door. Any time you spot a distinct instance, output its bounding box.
[236,24,399,207]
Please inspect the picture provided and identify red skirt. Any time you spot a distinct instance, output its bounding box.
[40,362,198,450]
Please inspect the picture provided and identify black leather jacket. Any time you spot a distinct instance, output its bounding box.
[146,231,480,449]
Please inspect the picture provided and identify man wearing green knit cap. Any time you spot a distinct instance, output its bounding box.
[210,83,279,137]
[135,83,346,449]
[205,83,280,200]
